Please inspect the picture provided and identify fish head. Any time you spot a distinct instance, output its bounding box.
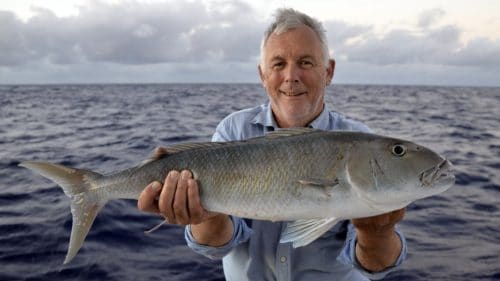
[345,135,455,211]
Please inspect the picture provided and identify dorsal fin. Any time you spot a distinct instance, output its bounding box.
[161,128,319,155]
[165,142,228,154]
[137,142,228,168]
[139,128,321,167]
[264,127,319,139]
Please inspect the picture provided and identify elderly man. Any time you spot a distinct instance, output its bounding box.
[138,8,406,280]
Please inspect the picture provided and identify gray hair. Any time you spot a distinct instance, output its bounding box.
[260,8,330,67]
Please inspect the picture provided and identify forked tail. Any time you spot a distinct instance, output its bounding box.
[19,161,107,264]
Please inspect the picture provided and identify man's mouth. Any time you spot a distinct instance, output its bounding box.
[280,90,307,97]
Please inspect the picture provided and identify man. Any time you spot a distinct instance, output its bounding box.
[138,8,406,280]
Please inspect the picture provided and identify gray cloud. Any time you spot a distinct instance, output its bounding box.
[0,0,264,66]
[450,37,500,67]
[0,11,33,65]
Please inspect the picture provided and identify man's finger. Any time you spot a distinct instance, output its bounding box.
[137,181,162,213]
[352,208,406,229]
[153,147,168,159]
[389,208,405,222]
[187,178,205,225]
[173,170,191,225]
[159,170,179,223]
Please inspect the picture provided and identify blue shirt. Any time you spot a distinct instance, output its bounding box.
[185,103,407,281]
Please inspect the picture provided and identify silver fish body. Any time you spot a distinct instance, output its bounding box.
[19,128,455,264]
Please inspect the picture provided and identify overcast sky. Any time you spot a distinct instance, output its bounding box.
[1,0,499,86]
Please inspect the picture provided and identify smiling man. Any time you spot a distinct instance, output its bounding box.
[259,21,333,128]
[138,8,406,280]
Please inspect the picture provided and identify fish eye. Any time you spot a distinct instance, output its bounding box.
[391,144,406,157]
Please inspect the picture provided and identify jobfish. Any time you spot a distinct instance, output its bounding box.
[19,128,455,264]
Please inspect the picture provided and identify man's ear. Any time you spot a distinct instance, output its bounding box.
[326,59,335,85]
[258,64,266,86]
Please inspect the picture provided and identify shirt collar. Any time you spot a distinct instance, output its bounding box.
[308,105,330,130]
[251,102,329,130]
[251,103,278,130]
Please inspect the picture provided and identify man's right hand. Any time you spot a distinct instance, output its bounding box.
[137,147,234,246]
[138,168,218,225]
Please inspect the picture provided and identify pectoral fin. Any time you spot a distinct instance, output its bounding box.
[298,178,339,198]
[298,178,339,187]
[280,217,340,248]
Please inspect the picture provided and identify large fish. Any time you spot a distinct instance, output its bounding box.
[19,128,454,264]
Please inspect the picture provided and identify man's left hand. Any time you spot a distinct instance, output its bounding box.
[351,208,406,272]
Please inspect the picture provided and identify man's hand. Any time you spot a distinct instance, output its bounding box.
[138,169,218,225]
[351,208,405,272]
[137,147,233,246]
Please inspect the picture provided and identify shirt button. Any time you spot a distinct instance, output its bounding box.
[280,256,287,263]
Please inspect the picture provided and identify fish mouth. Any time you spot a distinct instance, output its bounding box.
[419,159,455,189]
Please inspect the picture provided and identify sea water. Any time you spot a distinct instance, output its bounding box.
[1,84,499,280]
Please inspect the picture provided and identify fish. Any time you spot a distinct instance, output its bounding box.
[19,128,455,264]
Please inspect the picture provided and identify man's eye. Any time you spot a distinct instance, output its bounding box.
[300,61,313,68]
[272,62,285,69]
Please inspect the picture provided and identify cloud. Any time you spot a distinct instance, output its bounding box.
[0,3,499,85]
[0,0,264,66]
[327,10,500,69]
[0,11,32,65]
[417,8,446,28]
[336,26,460,65]
[450,37,500,67]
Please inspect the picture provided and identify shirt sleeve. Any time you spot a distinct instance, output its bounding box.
[212,114,238,142]
[337,223,407,280]
[212,123,230,142]
[184,216,253,260]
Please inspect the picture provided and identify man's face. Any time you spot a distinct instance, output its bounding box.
[259,24,335,128]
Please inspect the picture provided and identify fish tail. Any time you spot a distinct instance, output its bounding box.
[19,161,107,264]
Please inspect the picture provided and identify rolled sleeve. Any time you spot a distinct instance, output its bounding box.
[337,223,407,280]
[185,216,253,260]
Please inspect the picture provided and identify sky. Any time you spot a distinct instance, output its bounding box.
[1,0,499,86]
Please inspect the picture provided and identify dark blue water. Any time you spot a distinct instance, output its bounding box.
[1,84,499,280]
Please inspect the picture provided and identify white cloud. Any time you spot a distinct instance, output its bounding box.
[327,11,500,70]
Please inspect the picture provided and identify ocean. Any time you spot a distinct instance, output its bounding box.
[1,84,499,280]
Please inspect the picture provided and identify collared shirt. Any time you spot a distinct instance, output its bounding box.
[185,103,407,281]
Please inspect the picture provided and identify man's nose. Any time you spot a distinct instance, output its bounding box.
[284,64,300,83]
